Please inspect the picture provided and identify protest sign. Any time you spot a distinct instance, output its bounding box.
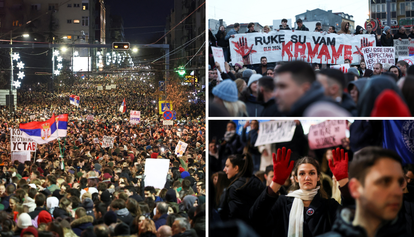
[394,39,414,58]
[97,86,103,91]
[29,115,35,120]
[111,84,117,89]
[229,31,375,65]
[175,140,188,157]
[211,46,226,72]
[102,136,114,148]
[86,115,94,120]
[130,111,141,125]
[11,129,36,152]
[398,56,414,65]
[308,120,347,150]
[361,47,395,70]
[105,85,111,90]
[254,121,296,147]
[93,138,99,144]
[144,158,169,189]
[11,151,31,163]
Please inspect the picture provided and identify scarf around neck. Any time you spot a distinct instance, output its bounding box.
[286,186,320,237]
[224,130,236,142]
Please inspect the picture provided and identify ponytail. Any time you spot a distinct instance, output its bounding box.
[227,153,254,189]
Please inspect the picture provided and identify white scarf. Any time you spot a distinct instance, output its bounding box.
[286,186,320,237]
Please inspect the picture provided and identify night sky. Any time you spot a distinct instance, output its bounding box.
[105,0,175,44]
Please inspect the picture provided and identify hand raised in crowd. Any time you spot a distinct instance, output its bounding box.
[270,147,294,192]
[328,148,349,183]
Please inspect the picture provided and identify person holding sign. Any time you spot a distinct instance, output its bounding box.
[250,147,350,237]
[381,26,394,47]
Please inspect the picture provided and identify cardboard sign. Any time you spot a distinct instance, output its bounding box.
[111,84,117,89]
[211,46,226,73]
[130,111,141,125]
[175,140,188,157]
[308,120,347,150]
[229,31,375,65]
[97,86,103,91]
[144,159,170,189]
[254,121,296,147]
[11,129,36,152]
[105,85,111,90]
[102,136,114,148]
[361,47,395,70]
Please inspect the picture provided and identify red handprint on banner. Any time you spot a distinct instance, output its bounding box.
[231,37,257,65]
[353,37,375,56]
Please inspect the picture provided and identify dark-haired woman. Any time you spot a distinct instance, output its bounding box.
[218,153,265,223]
[250,147,350,237]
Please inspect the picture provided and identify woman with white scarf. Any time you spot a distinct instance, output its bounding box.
[250,147,350,237]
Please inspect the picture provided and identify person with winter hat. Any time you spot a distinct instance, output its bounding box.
[37,210,53,226]
[239,74,264,117]
[211,79,248,116]
[20,226,38,237]
[15,213,33,236]
[381,26,394,46]
[71,207,94,236]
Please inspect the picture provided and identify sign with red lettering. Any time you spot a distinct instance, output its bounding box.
[229,32,375,65]
[308,120,347,150]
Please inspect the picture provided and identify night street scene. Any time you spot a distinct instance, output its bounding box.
[0,0,206,237]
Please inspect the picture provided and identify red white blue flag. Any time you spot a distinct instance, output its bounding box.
[19,114,68,144]
[119,98,126,113]
[70,94,80,106]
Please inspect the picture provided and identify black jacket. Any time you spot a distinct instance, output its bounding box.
[394,31,409,40]
[318,208,411,237]
[28,206,47,219]
[381,34,394,46]
[219,175,265,223]
[215,30,228,48]
[358,68,373,77]
[250,185,350,237]
[260,98,282,117]
[340,93,357,116]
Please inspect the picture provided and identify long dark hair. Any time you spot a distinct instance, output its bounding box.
[212,171,230,208]
[227,153,253,188]
[292,157,329,199]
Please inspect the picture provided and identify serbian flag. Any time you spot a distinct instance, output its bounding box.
[119,98,126,113]
[19,114,68,144]
[70,95,80,106]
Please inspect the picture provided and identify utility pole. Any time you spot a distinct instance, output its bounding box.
[9,31,13,116]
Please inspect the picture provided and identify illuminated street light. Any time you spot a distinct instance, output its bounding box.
[22,34,29,38]
[132,48,138,53]
[61,46,67,52]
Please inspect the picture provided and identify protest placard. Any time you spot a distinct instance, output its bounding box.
[29,115,35,120]
[93,138,99,144]
[308,120,347,150]
[175,140,188,157]
[211,46,226,72]
[130,111,141,125]
[11,151,31,163]
[86,115,94,120]
[11,129,36,152]
[394,39,414,58]
[229,31,375,65]
[105,85,111,90]
[398,56,414,65]
[144,158,170,189]
[361,47,395,70]
[254,121,296,147]
[97,85,103,91]
[102,136,114,148]
[111,84,117,89]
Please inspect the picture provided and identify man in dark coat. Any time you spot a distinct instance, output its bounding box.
[154,202,169,230]
[110,199,134,227]
[295,19,309,31]
[394,26,409,41]
[219,121,243,169]
[71,207,94,236]
[258,76,281,116]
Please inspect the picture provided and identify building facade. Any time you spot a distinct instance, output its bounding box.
[368,0,414,33]
[295,8,354,32]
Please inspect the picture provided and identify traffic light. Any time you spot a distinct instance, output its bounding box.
[112,42,130,50]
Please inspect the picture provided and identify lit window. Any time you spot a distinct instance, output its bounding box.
[74,19,80,24]
[82,3,88,10]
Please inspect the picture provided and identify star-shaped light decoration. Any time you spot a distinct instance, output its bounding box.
[57,56,62,62]
[54,70,60,76]
[74,51,79,57]
[16,61,24,70]
[17,71,25,79]
[57,63,63,70]
[12,80,21,88]
[12,53,20,61]
[53,50,59,57]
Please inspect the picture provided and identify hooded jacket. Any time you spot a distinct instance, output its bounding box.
[357,75,406,116]
[71,215,94,236]
[287,81,337,116]
[337,22,351,34]
[296,24,309,31]
[355,25,364,34]
[219,175,265,223]
[348,78,368,102]
[23,196,36,212]
[340,93,358,116]
[115,208,134,227]
[389,65,402,80]
[82,198,95,221]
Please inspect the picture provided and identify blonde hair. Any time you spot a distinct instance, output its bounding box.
[235,79,246,97]
[81,192,92,202]
[223,101,248,116]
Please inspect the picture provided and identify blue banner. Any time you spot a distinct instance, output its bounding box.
[382,120,414,165]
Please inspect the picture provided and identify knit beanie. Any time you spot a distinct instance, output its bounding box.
[212,79,238,102]
[21,227,38,237]
[242,69,254,79]
[247,74,262,87]
[38,210,53,226]
[348,67,360,77]
[235,61,244,69]
[181,171,190,179]
[114,222,130,236]
[17,213,32,229]
[383,26,390,33]
[370,89,412,117]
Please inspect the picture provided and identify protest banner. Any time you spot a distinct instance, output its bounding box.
[86,115,94,120]
[394,39,414,59]
[130,111,141,125]
[93,138,99,144]
[11,151,31,163]
[361,47,395,70]
[308,120,347,150]
[11,129,36,152]
[102,136,114,148]
[97,85,103,91]
[111,84,117,89]
[105,85,111,90]
[229,31,375,65]
[175,140,188,157]
[254,121,296,147]
[398,56,414,65]
[144,158,170,189]
[330,64,350,73]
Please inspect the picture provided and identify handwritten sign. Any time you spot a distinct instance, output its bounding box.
[11,129,36,152]
[394,39,414,59]
[102,136,114,148]
[308,120,347,150]
[361,47,395,70]
[130,111,141,125]
[175,140,188,157]
[254,121,296,147]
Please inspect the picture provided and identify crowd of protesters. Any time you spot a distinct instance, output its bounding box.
[0,75,206,237]
[209,120,414,236]
[208,20,414,117]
